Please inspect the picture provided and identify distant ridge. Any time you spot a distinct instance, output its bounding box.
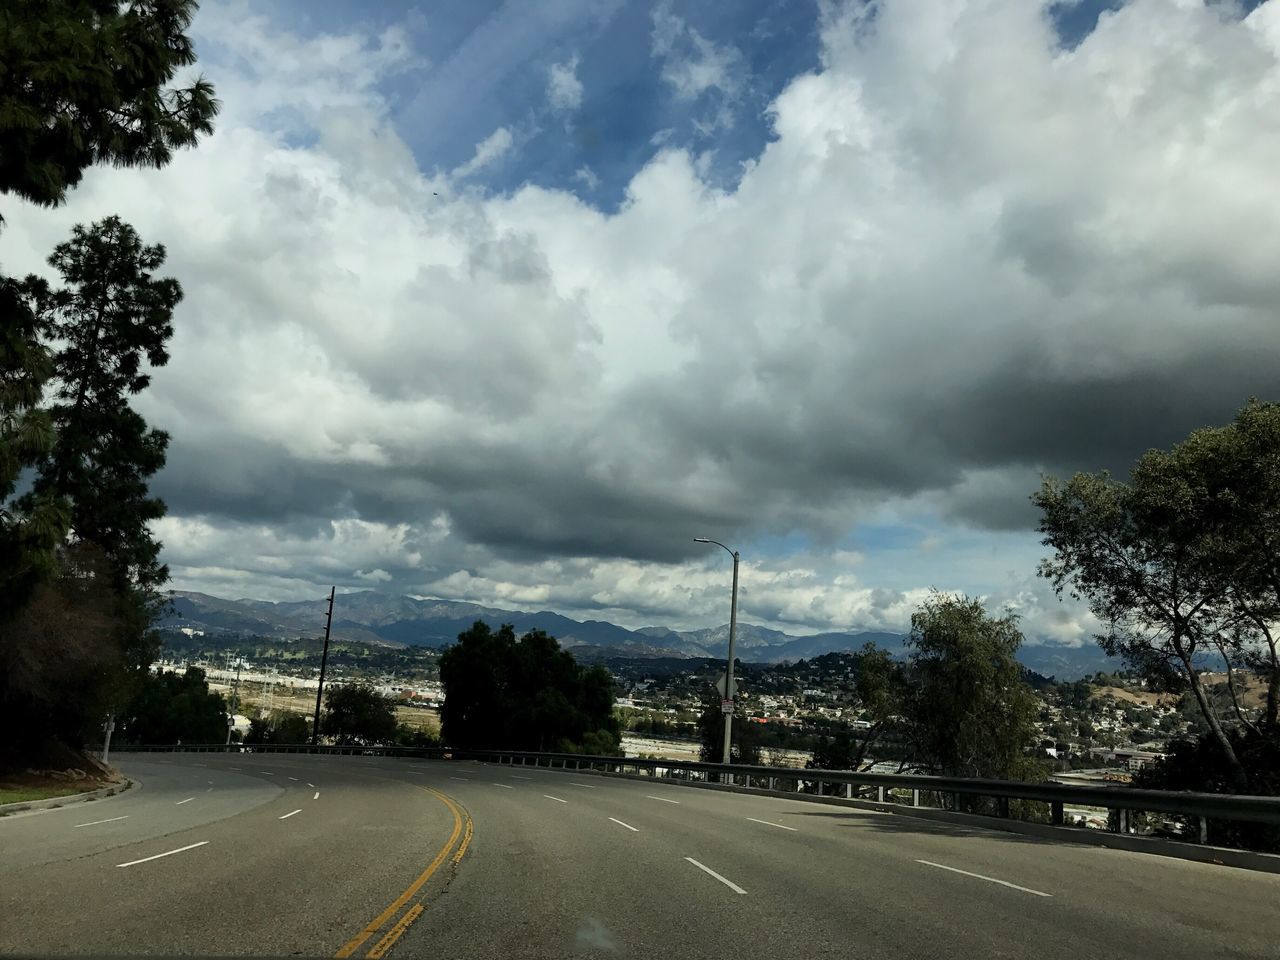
[163,589,1119,679]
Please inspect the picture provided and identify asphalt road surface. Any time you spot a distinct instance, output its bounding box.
[1,754,1277,959]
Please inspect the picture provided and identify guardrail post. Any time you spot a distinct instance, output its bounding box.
[768,776,775,791]
[997,796,1010,819]
[1115,808,1129,834]
[1198,816,1209,844]
[911,788,919,807]
[845,783,853,799]
[817,780,824,797]
[1051,801,1064,826]
[877,785,885,803]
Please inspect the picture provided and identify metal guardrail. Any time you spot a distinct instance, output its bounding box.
[115,743,1280,842]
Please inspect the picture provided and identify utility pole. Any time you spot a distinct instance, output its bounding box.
[311,586,336,746]
[695,538,741,765]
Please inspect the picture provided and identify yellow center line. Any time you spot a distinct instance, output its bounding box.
[358,788,474,959]
[334,794,462,958]
[452,806,474,865]
[365,904,424,960]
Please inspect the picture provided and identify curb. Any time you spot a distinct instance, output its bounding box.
[0,778,132,817]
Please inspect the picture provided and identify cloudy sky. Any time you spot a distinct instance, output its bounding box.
[3,0,1279,646]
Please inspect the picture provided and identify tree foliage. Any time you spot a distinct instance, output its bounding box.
[247,711,311,745]
[0,544,122,766]
[902,593,1043,781]
[0,278,65,609]
[439,622,621,753]
[1036,399,1280,791]
[322,684,398,746]
[0,0,219,211]
[116,667,228,745]
[696,686,763,765]
[21,217,178,630]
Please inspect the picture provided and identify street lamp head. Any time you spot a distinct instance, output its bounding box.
[694,537,711,543]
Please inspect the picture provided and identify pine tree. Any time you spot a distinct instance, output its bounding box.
[0,0,218,212]
[20,216,180,667]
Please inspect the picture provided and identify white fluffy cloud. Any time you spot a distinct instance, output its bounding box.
[650,1,744,102]
[5,0,1279,646]
[547,55,584,113]
[452,126,515,178]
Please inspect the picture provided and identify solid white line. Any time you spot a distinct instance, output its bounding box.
[647,795,680,804]
[175,797,194,805]
[313,791,320,800]
[492,783,514,789]
[608,817,638,832]
[450,777,472,782]
[915,860,1052,897]
[117,841,208,868]
[569,782,597,789]
[261,772,275,776]
[544,795,568,803]
[685,857,747,895]
[510,775,533,780]
[746,817,797,831]
[279,809,302,820]
[74,816,128,828]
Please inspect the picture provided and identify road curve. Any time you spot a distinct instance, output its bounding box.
[1,753,1276,959]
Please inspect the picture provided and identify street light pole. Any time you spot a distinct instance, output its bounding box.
[695,538,740,765]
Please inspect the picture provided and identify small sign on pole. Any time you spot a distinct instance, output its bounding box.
[714,673,738,698]
[721,699,734,715]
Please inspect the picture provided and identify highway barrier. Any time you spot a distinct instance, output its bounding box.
[115,742,1280,847]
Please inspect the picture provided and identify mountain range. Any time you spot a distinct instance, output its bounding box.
[163,589,1118,680]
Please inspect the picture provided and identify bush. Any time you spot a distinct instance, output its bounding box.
[1134,728,1280,852]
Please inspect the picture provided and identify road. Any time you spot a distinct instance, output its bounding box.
[1,753,1277,959]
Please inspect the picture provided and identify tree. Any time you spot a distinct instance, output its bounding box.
[1192,401,1280,733]
[19,217,179,679]
[809,731,859,770]
[1034,401,1280,789]
[901,593,1042,782]
[439,621,620,753]
[846,642,906,768]
[247,711,311,745]
[116,666,227,745]
[323,684,398,745]
[0,0,218,212]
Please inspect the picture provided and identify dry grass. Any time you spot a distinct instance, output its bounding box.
[395,706,441,735]
[209,680,315,715]
[1090,686,1178,707]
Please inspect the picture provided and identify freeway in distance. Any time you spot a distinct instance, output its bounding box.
[1,754,1276,959]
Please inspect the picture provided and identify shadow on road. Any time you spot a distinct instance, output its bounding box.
[779,807,1086,846]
